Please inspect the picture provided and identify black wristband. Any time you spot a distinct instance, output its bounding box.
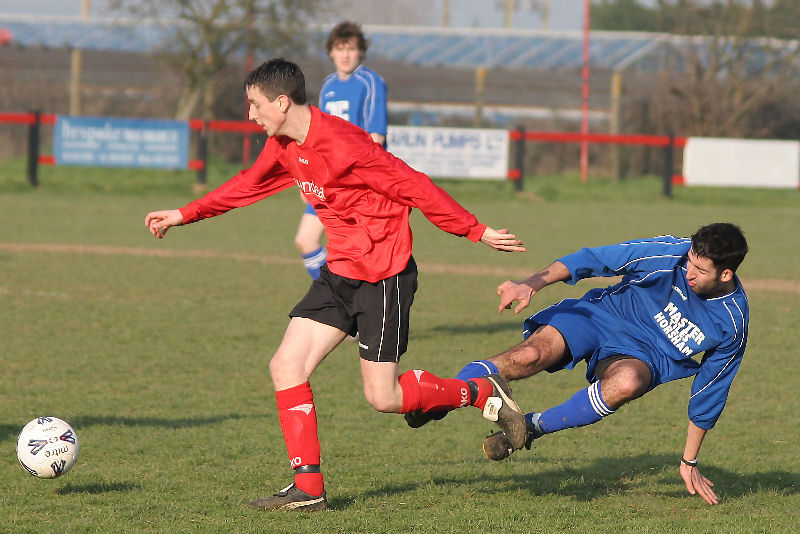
[681,456,698,467]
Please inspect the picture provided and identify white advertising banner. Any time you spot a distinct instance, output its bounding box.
[683,137,800,188]
[387,126,509,179]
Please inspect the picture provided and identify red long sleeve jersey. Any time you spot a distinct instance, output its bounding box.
[179,106,487,283]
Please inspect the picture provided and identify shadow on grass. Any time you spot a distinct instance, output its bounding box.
[2,414,267,444]
[69,412,266,430]
[327,453,800,509]
[511,454,800,502]
[658,467,800,501]
[418,321,522,338]
[1,423,20,441]
[1,414,265,442]
[327,483,421,510]
[433,322,522,334]
[57,481,141,495]
[499,453,800,502]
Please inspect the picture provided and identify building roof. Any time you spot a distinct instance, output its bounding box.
[0,15,671,72]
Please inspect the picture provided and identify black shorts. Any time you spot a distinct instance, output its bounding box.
[289,257,418,362]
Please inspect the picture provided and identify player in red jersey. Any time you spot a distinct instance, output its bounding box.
[295,21,388,280]
[145,58,527,511]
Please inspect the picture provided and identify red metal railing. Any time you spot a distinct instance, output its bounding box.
[2,111,686,195]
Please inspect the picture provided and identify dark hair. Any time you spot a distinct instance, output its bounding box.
[326,21,368,54]
[691,223,748,273]
[243,58,307,105]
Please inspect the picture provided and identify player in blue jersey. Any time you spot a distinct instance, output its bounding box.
[294,21,388,279]
[319,22,388,146]
[407,223,748,506]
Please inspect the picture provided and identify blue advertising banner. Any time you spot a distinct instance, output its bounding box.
[53,115,190,169]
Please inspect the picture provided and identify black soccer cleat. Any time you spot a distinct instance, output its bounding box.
[483,412,542,460]
[479,373,528,450]
[482,431,515,461]
[403,409,447,428]
[483,429,538,461]
[404,410,433,428]
[249,483,327,511]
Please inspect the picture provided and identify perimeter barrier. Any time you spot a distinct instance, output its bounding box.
[507,127,686,197]
[2,111,685,197]
[0,111,262,189]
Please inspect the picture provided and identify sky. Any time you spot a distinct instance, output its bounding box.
[0,0,660,31]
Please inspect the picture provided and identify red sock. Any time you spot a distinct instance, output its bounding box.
[467,377,494,410]
[398,369,490,413]
[275,382,324,496]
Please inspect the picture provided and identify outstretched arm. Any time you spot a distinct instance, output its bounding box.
[680,421,718,505]
[496,260,570,313]
[144,209,184,239]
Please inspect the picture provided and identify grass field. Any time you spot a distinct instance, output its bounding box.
[1,160,799,533]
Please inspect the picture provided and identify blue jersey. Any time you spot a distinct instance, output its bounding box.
[551,236,748,429]
[319,65,387,136]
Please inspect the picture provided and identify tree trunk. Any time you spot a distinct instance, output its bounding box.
[175,86,202,120]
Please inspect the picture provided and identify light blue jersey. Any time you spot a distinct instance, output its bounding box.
[319,65,387,137]
[524,236,749,429]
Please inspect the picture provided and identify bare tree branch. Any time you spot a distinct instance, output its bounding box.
[107,0,329,119]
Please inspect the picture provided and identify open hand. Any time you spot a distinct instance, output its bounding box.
[497,280,535,314]
[144,209,183,239]
[480,227,525,252]
[680,463,718,505]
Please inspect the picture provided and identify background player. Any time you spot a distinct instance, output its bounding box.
[409,223,749,506]
[295,21,388,279]
[145,58,527,511]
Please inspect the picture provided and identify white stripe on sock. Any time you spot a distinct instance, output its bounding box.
[472,360,494,374]
[302,248,327,269]
[588,382,615,416]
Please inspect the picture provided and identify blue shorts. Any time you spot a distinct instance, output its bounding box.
[523,299,699,389]
[303,203,318,216]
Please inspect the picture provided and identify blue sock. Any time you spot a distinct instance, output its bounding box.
[455,359,499,381]
[301,247,327,280]
[537,381,616,434]
[428,360,499,421]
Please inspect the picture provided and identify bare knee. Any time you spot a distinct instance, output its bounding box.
[294,233,315,254]
[268,354,283,377]
[269,352,310,389]
[268,354,288,386]
[614,372,648,401]
[493,342,542,380]
[600,361,651,408]
[492,328,566,381]
[363,386,402,413]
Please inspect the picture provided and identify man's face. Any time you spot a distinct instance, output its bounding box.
[685,248,731,297]
[329,38,362,77]
[246,86,285,137]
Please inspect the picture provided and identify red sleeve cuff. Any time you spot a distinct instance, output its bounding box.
[466,223,487,243]
[178,205,197,225]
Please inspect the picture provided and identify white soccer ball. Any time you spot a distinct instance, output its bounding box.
[16,417,80,479]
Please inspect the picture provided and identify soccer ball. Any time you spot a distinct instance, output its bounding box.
[16,417,80,479]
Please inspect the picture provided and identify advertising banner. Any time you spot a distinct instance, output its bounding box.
[53,115,189,169]
[387,126,509,179]
[683,137,800,188]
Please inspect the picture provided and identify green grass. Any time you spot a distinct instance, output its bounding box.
[1,159,799,532]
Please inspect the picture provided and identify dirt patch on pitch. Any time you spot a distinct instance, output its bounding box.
[0,242,296,266]
[1,242,797,293]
